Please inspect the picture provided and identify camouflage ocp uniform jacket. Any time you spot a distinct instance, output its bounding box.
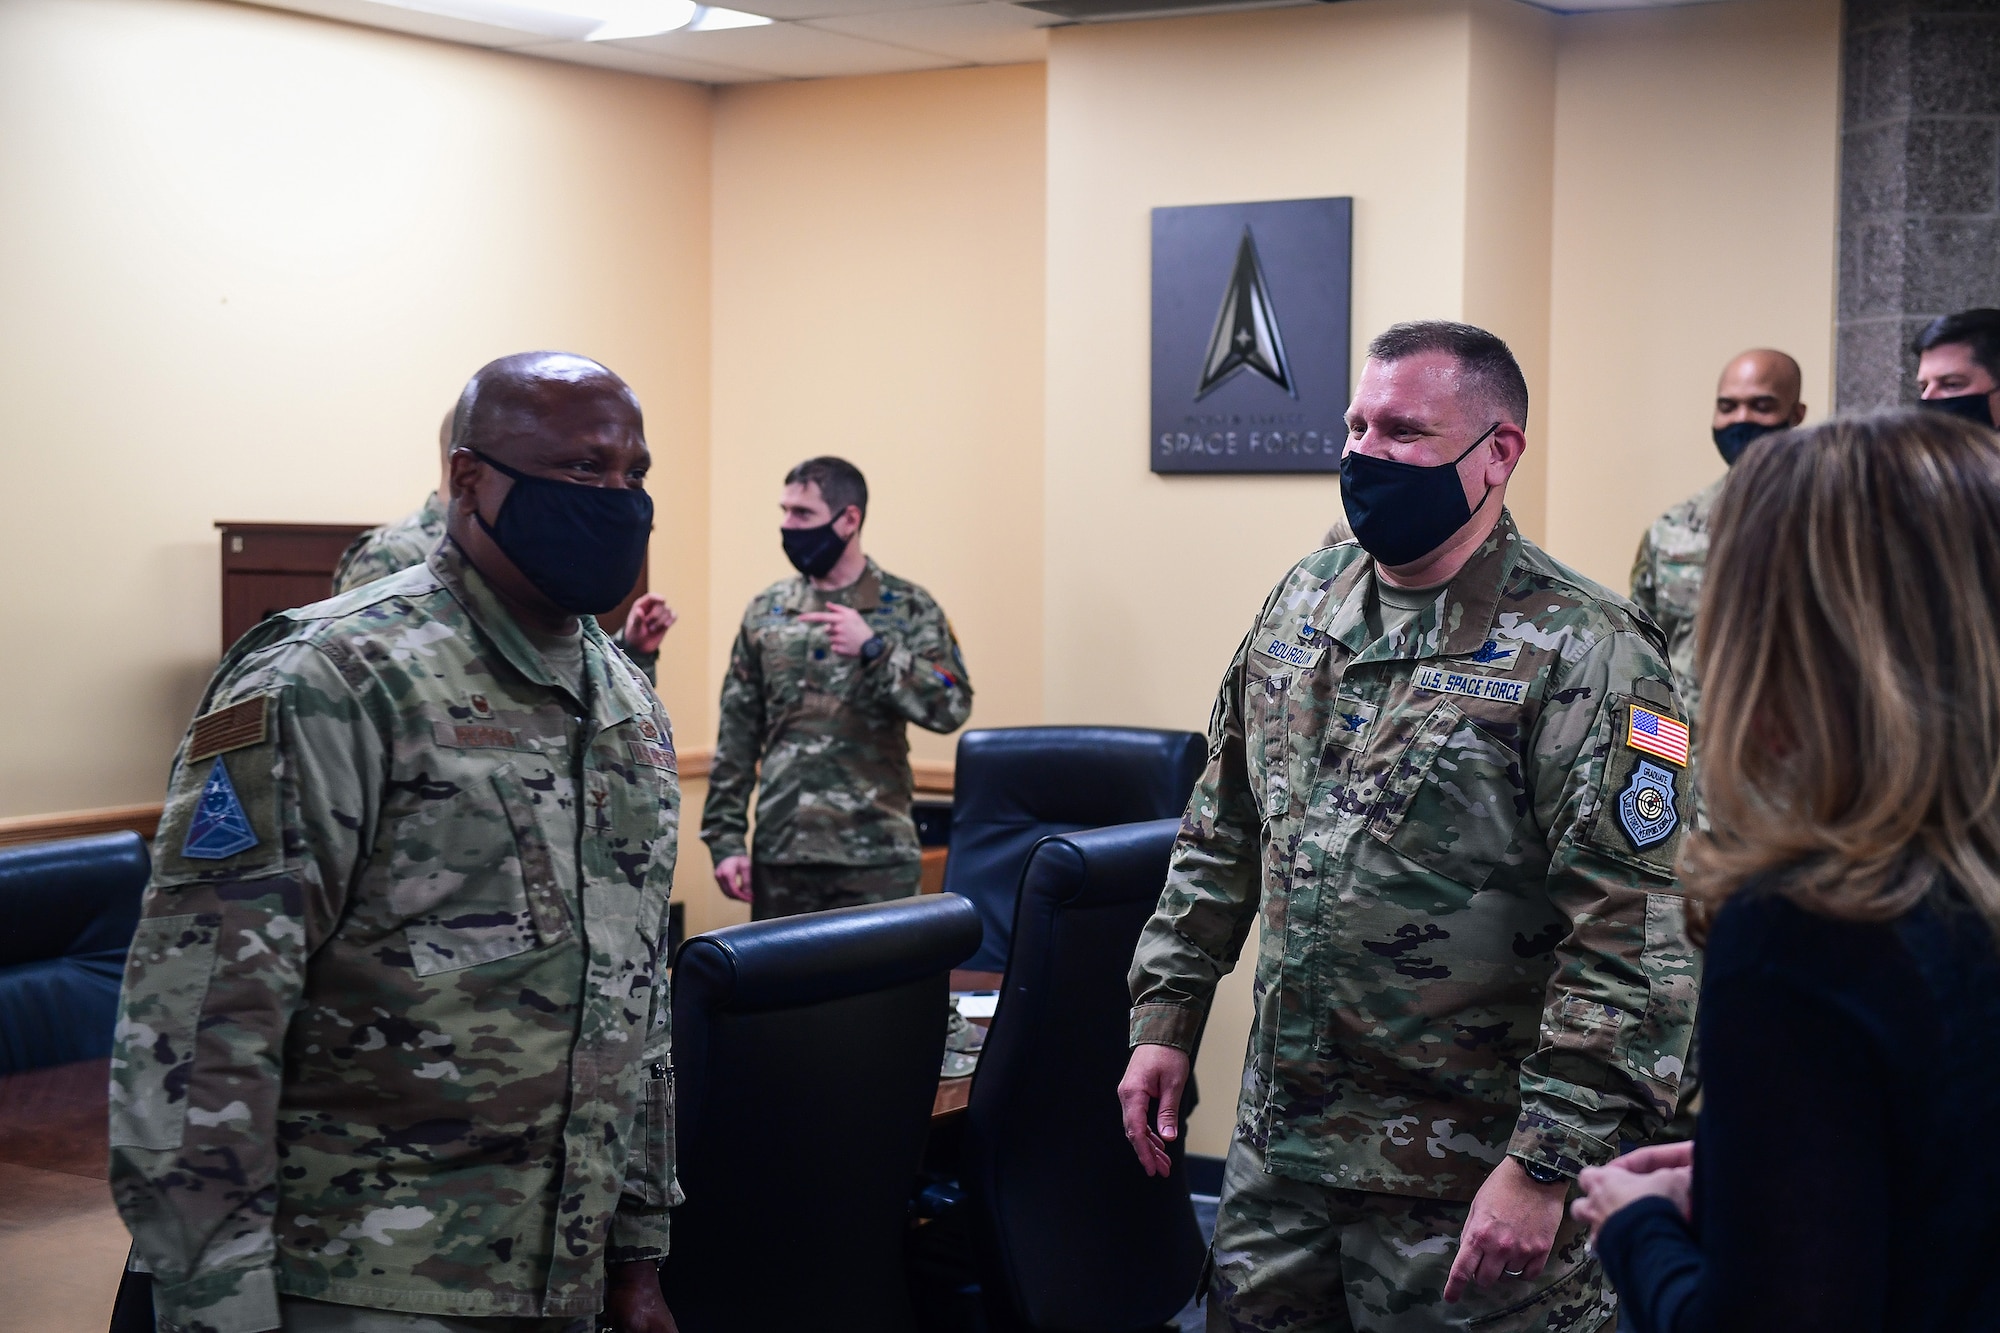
[1130,512,1698,1200]
[110,540,682,1333]
[331,491,447,595]
[1629,474,1722,724]
[701,558,971,868]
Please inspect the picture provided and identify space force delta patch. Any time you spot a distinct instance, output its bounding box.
[182,757,259,860]
[1412,664,1527,705]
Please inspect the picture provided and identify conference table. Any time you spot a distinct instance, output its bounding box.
[933,968,1003,1120]
[0,1056,126,1333]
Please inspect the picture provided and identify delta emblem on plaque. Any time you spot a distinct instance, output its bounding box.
[1150,196,1353,475]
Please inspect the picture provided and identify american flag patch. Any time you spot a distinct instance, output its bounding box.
[1626,706,1690,767]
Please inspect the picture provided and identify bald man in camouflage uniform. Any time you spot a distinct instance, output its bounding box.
[1629,349,1805,725]
[1121,322,1697,1333]
[111,355,682,1333]
[702,457,971,921]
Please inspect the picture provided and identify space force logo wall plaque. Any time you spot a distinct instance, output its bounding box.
[1151,196,1353,474]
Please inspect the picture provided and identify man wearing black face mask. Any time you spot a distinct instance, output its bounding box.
[1630,349,1805,725]
[1122,321,1696,1333]
[111,353,683,1333]
[1915,308,2000,431]
[701,456,972,921]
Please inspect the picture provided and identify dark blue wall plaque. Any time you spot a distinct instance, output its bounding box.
[1150,197,1353,474]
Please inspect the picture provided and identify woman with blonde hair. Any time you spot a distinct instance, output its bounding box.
[1572,410,2000,1331]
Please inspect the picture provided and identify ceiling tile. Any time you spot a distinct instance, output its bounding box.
[510,38,770,81]
[804,2,1055,63]
[607,22,963,76]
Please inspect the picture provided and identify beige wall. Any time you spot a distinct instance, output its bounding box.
[1544,0,1841,588]
[0,0,713,816]
[689,64,1048,937]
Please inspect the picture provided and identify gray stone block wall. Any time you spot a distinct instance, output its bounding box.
[1837,0,2000,410]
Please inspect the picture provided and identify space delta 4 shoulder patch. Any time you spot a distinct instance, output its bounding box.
[182,757,260,860]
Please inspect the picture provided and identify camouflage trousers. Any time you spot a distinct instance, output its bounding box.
[280,1298,589,1332]
[1207,1137,1613,1333]
[749,859,923,920]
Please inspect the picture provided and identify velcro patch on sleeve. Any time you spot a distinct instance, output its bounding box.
[187,696,271,762]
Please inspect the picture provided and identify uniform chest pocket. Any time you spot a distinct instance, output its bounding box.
[759,621,812,708]
[386,763,573,976]
[1367,701,1528,892]
[1245,669,1296,819]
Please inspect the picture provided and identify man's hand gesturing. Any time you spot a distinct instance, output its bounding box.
[1117,1044,1190,1177]
[798,604,874,657]
[621,594,677,654]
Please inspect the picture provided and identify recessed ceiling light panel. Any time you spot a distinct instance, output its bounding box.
[369,0,769,40]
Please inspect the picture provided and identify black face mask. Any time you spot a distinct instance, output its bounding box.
[1922,393,1997,429]
[781,519,848,579]
[1712,419,1784,466]
[1340,423,1500,568]
[472,450,652,614]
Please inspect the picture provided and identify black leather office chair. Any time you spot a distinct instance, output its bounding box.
[942,727,1205,972]
[964,819,1207,1333]
[661,893,983,1333]
[0,831,148,1075]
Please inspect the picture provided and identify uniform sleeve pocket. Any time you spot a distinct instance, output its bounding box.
[637,1066,684,1208]
[1371,703,1526,892]
[1581,696,1691,880]
[110,913,221,1151]
[1617,892,1699,1102]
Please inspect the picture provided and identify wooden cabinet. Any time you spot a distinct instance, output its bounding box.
[217,522,373,653]
[216,521,651,655]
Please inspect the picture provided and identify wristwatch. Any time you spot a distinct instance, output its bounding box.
[1514,1155,1566,1186]
[859,635,887,665]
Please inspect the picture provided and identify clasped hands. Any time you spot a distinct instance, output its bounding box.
[1572,1140,1694,1243]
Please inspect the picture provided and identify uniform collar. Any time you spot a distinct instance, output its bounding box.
[1327,509,1522,666]
[428,539,642,729]
[780,556,884,613]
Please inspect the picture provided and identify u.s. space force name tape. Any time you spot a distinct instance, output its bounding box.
[1413,664,1527,705]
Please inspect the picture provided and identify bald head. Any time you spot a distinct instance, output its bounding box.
[1714,349,1805,432]
[451,352,642,463]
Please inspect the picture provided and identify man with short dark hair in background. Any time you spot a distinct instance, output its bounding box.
[702,456,972,921]
[1120,321,1696,1332]
[334,407,678,678]
[1631,349,1806,725]
[1915,308,2000,429]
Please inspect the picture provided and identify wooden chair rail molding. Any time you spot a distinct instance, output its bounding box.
[0,752,955,850]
